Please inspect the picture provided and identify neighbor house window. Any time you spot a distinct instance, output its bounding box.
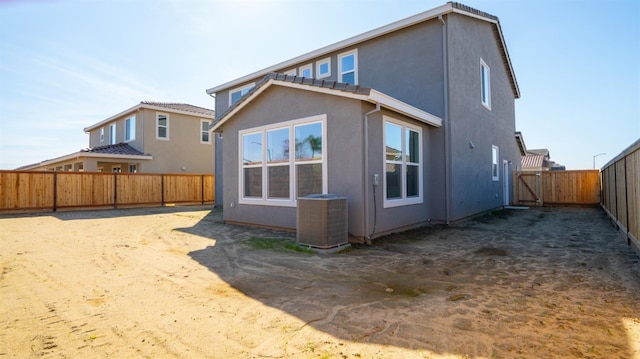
[299,64,312,78]
[316,58,330,78]
[338,49,357,85]
[383,117,423,208]
[157,113,169,140]
[229,83,255,106]
[492,145,499,181]
[201,120,211,144]
[481,59,491,110]
[125,115,136,142]
[240,115,326,206]
[100,127,104,142]
[109,123,116,145]
[129,164,137,173]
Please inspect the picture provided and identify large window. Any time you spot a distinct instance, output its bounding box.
[481,59,491,110]
[384,117,423,208]
[156,113,169,140]
[492,145,499,181]
[338,50,357,85]
[240,115,326,206]
[109,123,116,145]
[229,83,255,106]
[201,120,211,143]
[125,115,136,142]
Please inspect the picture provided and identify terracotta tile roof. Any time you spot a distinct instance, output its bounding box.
[81,143,147,156]
[521,154,544,169]
[141,101,214,117]
[214,72,371,125]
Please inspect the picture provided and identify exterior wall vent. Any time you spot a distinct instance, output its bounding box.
[296,194,349,254]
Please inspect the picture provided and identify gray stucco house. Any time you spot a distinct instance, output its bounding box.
[205,2,521,241]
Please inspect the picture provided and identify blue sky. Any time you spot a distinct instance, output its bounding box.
[1,0,638,170]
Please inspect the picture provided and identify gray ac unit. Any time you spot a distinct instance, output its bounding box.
[296,194,349,253]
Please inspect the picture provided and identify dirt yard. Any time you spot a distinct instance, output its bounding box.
[1,206,639,358]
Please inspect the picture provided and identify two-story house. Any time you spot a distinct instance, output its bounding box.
[205,2,522,241]
[19,102,215,174]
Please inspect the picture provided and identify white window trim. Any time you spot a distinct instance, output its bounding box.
[316,57,331,79]
[228,83,255,106]
[299,64,313,78]
[383,116,423,208]
[100,127,104,142]
[109,123,116,145]
[125,115,136,142]
[481,58,491,110]
[156,113,169,140]
[492,145,499,181]
[238,114,328,207]
[200,119,212,144]
[338,49,358,85]
[283,69,297,76]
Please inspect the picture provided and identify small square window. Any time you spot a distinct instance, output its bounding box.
[316,58,331,78]
[229,83,255,106]
[299,64,312,78]
[338,50,357,85]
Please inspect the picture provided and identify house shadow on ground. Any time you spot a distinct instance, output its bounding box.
[180,207,640,358]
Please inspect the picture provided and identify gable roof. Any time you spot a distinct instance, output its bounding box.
[210,73,443,132]
[84,101,214,132]
[81,143,146,156]
[206,2,519,99]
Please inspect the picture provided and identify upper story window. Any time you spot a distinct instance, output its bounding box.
[492,145,499,181]
[201,120,211,144]
[284,69,296,76]
[156,113,169,140]
[481,59,491,110]
[338,49,358,85]
[125,115,136,142]
[240,115,326,206]
[229,83,255,106]
[109,123,116,145]
[100,127,105,142]
[299,64,312,78]
[316,58,331,78]
[383,116,423,208]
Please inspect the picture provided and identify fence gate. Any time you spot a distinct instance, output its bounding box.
[514,172,543,206]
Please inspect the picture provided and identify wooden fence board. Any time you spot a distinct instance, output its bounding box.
[117,174,162,206]
[514,170,599,206]
[625,149,639,241]
[0,171,54,210]
[55,172,114,208]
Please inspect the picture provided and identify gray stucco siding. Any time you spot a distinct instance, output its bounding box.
[445,14,520,220]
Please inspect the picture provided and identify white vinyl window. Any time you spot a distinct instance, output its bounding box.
[299,64,313,78]
[283,69,297,76]
[481,59,491,110]
[239,115,327,206]
[129,164,137,173]
[125,115,136,142]
[492,145,499,181]
[201,120,211,144]
[156,113,169,140]
[316,58,331,78]
[100,127,105,142]
[338,49,358,85]
[229,83,255,106]
[383,116,423,208]
[109,123,116,145]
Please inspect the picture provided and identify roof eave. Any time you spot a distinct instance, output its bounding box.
[19,151,153,170]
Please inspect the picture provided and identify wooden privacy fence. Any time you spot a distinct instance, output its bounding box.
[0,171,215,213]
[513,170,600,206]
[600,139,639,250]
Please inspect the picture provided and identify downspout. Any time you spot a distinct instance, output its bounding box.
[363,103,381,244]
[439,14,452,224]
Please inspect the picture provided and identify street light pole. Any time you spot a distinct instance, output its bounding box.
[593,153,606,169]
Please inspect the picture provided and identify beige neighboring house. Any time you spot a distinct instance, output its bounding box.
[19,102,215,173]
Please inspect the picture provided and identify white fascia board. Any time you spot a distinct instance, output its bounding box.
[368,90,443,128]
[24,152,153,169]
[210,79,275,132]
[205,3,453,94]
[84,104,214,133]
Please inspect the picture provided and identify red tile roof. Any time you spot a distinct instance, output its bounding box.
[521,154,544,169]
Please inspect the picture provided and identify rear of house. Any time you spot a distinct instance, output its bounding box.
[207,2,521,240]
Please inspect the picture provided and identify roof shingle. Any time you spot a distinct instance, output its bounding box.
[81,143,147,156]
[141,101,214,117]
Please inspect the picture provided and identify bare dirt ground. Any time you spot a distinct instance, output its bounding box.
[1,206,639,359]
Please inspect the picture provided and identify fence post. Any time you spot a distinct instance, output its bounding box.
[53,172,58,212]
[201,174,205,205]
[114,172,118,209]
[161,174,165,206]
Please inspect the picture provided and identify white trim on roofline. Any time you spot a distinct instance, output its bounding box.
[19,152,153,170]
[84,103,214,133]
[205,3,452,94]
[210,79,442,132]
